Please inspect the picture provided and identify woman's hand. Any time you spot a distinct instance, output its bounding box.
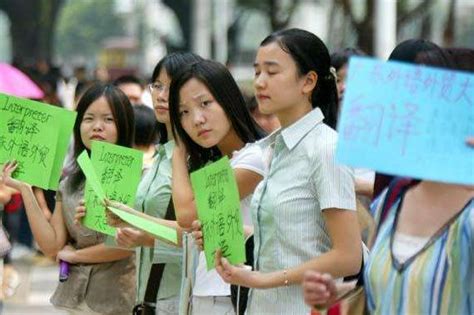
[57,245,78,264]
[115,227,154,248]
[103,201,125,227]
[302,270,338,309]
[215,249,265,288]
[466,136,474,147]
[74,200,86,225]
[1,161,29,191]
[191,220,204,251]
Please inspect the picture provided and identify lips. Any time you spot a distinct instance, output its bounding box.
[197,129,211,137]
[90,135,105,141]
[155,105,168,111]
[256,94,270,101]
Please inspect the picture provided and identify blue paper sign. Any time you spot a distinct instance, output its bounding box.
[336,57,474,185]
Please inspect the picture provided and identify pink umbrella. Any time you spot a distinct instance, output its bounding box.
[0,63,44,99]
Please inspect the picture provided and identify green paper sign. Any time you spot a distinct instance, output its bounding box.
[0,93,76,190]
[190,156,246,270]
[79,141,143,236]
[107,206,178,245]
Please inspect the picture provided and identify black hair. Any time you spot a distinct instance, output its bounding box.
[444,48,474,71]
[169,60,265,171]
[113,75,142,87]
[330,47,366,71]
[388,39,440,63]
[151,52,203,144]
[67,83,134,190]
[132,104,159,146]
[260,28,338,129]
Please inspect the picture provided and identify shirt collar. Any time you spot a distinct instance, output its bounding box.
[280,107,324,151]
[155,140,175,159]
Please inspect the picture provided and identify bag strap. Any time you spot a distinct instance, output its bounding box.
[143,197,176,304]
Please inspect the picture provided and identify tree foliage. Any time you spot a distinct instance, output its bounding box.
[0,0,64,64]
[55,0,125,59]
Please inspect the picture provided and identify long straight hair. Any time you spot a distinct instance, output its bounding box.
[260,28,339,129]
[169,60,265,171]
[151,52,203,144]
[67,83,134,191]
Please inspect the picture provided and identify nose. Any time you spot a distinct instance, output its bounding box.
[157,86,169,101]
[254,73,266,90]
[192,109,206,127]
[92,119,104,131]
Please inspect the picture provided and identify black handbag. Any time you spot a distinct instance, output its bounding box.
[132,198,176,315]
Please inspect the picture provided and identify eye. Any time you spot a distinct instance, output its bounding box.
[82,116,93,122]
[254,70,261,77]
[179,110,189,117]
[201,100,212,107]
[105,116,115,122]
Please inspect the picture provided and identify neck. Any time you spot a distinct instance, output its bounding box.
[411,180,474,208]
[217,129,245,157]
[165,122,174,141]
[276,100,312,128]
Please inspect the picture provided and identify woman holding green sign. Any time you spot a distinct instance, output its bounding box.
[168,59,266,314]
[213,29,363,314]
[98,52,203,315]
[2,83,136,314]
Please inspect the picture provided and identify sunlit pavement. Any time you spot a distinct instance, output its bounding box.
[3,250,67,315]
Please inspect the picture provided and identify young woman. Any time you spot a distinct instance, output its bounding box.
[302,48,474,315]
[76,53,203,315]
[168,59,266,314]
[213,28,363,314]
[2,83,136,314]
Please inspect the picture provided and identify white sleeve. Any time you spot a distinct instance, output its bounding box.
[230,143,266,177]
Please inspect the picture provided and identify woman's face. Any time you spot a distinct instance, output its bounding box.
[80,96,118,150]
[336,63,348,104]
[150,69,171,124]
[178,78,232,148]
[253,42,310,119]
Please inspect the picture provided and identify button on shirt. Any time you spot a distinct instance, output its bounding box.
[247,108,356,315]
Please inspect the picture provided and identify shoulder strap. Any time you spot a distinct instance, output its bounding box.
[143,197,176,304]
[374,177,415,237]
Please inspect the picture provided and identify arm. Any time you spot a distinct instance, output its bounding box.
[215,208,362,288]
[303,271,358,310]
[355,178,374,198]
[106,200,185,247]
[172,146,264,229]
[57,243,133,264]
[171,146,195,229]
[2,161,67,257]
[33,187,53,220]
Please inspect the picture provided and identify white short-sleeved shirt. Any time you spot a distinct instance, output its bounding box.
[192,144,266,297]
[247,108,356,315]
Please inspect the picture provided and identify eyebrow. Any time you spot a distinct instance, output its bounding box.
[253,61,280,68]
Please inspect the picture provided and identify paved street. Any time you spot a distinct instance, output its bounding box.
[3,252,67,315]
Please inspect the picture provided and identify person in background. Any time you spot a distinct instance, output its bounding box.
[114,75,144,106]
[244,94,280,133]
[132,104,159,173]
[330,48,366,110]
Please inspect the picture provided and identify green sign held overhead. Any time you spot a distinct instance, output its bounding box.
[190,156,246,270]
[78,141,143,236]
[0,93,76,190]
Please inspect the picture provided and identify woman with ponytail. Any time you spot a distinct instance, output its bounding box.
[214,28,362,314]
